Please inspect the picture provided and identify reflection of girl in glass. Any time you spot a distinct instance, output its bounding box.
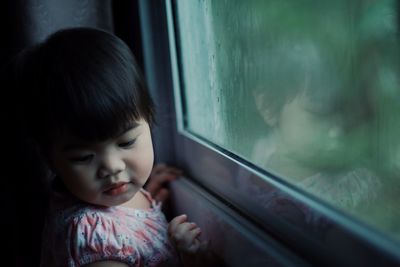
[252,39,381,211]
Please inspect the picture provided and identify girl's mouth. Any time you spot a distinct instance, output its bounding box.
[104,182,130,196]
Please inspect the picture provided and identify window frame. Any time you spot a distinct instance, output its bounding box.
[139,0,400,265]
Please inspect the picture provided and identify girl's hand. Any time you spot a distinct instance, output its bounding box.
[168,214,204,254]
[145,163,182,202]
[169,215,218,267]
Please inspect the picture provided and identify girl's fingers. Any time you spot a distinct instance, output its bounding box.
[153,170,183,181]
[145,173,178,196]
[145,164,183,197]
[152,172,180,184]
[152,163,183,176]
[154,188,169,202]
[169,221,203,253]
[175,222,198,237]
[145,178,165,195]
[151,163,167,174]
[180,226,201,245]
[176,227,202,253]
[168,214,187,234]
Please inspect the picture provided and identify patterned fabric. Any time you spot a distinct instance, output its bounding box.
[41,189,178,267]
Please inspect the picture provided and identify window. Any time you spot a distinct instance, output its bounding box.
[171,0,400,243]
[141,0,400,265]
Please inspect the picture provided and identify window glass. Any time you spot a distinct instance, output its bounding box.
[174,0,400,241]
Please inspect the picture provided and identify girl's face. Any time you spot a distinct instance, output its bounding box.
[50,119,154,207]
[275,92,367,171]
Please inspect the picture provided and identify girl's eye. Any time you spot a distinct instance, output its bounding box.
[69,155,94,163]
[119,139,136,148]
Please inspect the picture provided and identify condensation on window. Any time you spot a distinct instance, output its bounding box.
[176,0,226,147]
[175,0,400,242]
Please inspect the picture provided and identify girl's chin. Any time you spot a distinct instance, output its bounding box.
[102,189,138,207]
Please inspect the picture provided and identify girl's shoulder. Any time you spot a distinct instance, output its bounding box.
[118,188,154,210]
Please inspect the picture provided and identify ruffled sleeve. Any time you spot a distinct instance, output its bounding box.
[66,211,139,267]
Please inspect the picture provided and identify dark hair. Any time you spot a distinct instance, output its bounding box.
[15,27,154,151]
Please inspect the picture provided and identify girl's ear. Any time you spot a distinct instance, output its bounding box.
[253,91,278,127]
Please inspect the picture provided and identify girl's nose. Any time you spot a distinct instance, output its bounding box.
[98,153,126,179]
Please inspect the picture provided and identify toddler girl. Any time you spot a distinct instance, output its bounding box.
[13,27,204,267]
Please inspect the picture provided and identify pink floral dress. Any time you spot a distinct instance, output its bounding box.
[41,189,178,267]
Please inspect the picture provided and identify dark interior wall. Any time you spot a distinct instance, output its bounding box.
[112,0,145,71]
[1,0,114,61]
[0,1,142,266]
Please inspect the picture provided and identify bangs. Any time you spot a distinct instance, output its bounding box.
[47,53,150,142]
